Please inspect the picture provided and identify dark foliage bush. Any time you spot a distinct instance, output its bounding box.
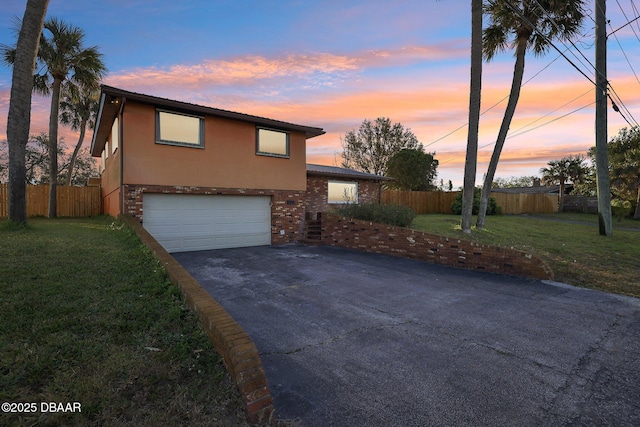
[451,188,502,215]
[334,202,416,228]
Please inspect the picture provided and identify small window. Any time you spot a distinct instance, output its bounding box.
[328,180,358,204]
[156,110,204,147]
[256,128,289,157]
[111,117,119,153]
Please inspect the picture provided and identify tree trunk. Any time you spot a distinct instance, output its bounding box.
[6,0,50,224]
[634,186,640,220]
[476,37,527,229]
[461,0,483,234]
[48,76,62,218]
[65,119,87,186]
[559,180,565,213]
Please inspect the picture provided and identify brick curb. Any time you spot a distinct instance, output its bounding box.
[120,215,274,424]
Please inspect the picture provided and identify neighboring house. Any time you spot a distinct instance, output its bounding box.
[90,85,325,252]
[491,179,572,195]
[491,184,573,194]
[305,164,390,219]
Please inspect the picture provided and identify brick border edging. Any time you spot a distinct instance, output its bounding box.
[320,214,554,280]
[119,215,274,424]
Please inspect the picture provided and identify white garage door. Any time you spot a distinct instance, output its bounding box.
[143,194,271,253]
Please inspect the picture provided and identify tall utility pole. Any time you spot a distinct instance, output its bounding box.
[595,0,612,236]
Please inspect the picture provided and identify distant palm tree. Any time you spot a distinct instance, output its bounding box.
[476,0,586,229]
[1,0,49,224]
[59,82,100,186]
[540,154,588,211]
[33,17,106,217]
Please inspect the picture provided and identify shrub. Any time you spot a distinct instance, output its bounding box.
[334,202,416,227]
[450,188,502,215]
[611,199,632,221]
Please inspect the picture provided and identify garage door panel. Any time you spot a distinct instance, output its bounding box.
[143,194,271,253]
[157,237,184,253]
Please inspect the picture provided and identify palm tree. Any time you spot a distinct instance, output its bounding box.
[461,0,484,234]
[59,82,100,186]
[475,0,586,229]
[1,0,49,224]
[540,155,588,211]
[33,17,106,217]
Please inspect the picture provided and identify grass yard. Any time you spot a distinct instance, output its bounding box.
[411,213,640,298]
[0,217,260,427]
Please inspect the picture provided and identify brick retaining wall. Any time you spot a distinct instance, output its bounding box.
[320,214,554,280]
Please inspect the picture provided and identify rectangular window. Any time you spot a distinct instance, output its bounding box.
[328,181,358,204]
[156,110,204,147]
[111,117,119,153]
[256,127,289,157]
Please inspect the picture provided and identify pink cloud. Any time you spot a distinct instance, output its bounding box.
[105,43,466,93]
[107,52,360,89]
[3,41,636,188]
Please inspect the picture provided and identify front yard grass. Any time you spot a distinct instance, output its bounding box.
[411,213,640,298]
[0,217,254,426]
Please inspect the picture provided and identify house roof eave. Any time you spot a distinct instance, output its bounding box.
[95,85,325,141]
[90,92,122,157]
[306,164,392,181]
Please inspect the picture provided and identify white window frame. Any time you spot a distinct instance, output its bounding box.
[256,127,289,158]
[156,109,204,148]
[328,180,358,204]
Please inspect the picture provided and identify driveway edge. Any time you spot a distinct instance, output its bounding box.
[120,215,274,424]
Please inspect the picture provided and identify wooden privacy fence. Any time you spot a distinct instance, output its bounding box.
[382,190,559,214]
[0,184,101,218]
[382,190,460,214]
[490,192,558,214]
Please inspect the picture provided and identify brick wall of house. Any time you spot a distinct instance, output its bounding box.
[123,184,305,244]
[358,180,382,204]
[304,176,383,219]
[320,214,554,280]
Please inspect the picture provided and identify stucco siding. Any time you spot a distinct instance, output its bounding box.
[121,102,306,191]
[99,122,122,216]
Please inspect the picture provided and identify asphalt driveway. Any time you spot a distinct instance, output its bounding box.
[173,244,640,426]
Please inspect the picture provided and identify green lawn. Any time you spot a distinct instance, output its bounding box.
[0,217,257,427]
[411,213,640,298]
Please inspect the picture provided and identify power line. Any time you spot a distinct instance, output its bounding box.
[607,84,640,126]
[507,88,593,136]
[609,23,640,85]
[607,2,640,37]
[428,1,639,156]
[531,0,598,77]
[424,50,566,149]
[498,0,597,85]
[437,101,595,166]
[506,0,639,127]
[610,0,640,39]
[508,102,596,139]
[631,0,640,34]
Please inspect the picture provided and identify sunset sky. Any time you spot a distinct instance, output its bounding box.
[1,0,639,187]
